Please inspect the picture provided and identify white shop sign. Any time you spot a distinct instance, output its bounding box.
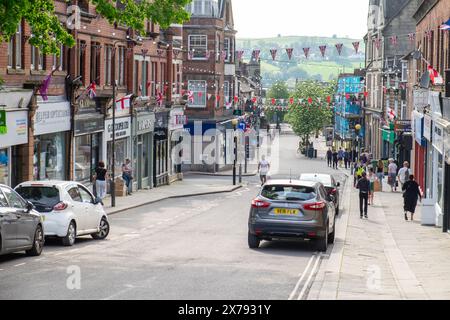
[0,110,28,148]
[34,102,71,135]
[433,123,444,154]
[105,117,131,142]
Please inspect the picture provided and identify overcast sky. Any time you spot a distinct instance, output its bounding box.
[233,0,369,39]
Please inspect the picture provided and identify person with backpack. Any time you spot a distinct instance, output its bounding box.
[397,161,411,191]
[356,172,370,219]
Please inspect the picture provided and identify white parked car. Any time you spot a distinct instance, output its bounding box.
[15,181,110,246]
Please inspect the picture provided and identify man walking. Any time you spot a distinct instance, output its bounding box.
[388,159,398,192]
[356,172,370,219]
[397,161,411,191]
[338,148,345,168]
[326,148,333,168]
[258,155,270,186]
[344,149,350,169]
[332,149,339,170]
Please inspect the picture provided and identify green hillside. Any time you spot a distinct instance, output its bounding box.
[237,36,365,88]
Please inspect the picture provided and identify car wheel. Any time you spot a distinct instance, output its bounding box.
[91,217,110,240]
[316,225,328,252]
[26,225,44,256]
[328,221,336,244]
[62,221,76,247]
[248,232,260,249]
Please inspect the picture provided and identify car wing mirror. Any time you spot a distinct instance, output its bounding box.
[337,182,341,187]
[26,201,35,212]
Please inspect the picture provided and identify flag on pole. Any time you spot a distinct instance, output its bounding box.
[86,81,97,99]
[116,94,132,110]
[440,19,450,30]
[428,65,444,85]
[39,72,53,101]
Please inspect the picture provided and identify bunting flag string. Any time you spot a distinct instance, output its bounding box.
[270,49,277,61]
[319,45,327,58]
[286,48,294,60]
[335,43,343,56]
[352,41,360,54]
[303,47,310,59]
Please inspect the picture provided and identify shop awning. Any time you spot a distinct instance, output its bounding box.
[381,128,395,144]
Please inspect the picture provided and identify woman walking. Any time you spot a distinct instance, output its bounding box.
[376,160,384,191]
[367,168,377,205]
[402,175,422,221]
[94,161,108,202]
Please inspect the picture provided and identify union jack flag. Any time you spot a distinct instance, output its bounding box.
[303,47,310,59]
[286,48,294,60]
[390,36,398,46]
[187,91,194,103]
[335,43,343,56]
[237,50,245,61]
[319,45,327,58]
[252,50,261,61]
[270,49,277,61]
[408,33,416,43]
[87,82,96,99]
[156,91,163,106]
[352,42,360,54]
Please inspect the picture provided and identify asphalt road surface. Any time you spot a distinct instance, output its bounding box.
[0,134,346,300]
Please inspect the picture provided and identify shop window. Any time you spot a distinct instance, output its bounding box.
[7,24,22,69]
[33,133,67,181]
[188,80,207,107]
[0,149,9,185]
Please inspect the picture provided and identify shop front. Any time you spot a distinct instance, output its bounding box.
[74,114,104,184]
[381,125,395,159]
[444,124,450,233]
[153,111,169,187]
[105,116,132,180]
[168,107,187,183]
[0,109,28,186]
[432,120,446,227]
[33,98,71,181]
[412,110,427,192]
[133,112,155,190]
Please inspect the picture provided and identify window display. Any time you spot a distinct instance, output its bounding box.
[0,148,9,185]
[107,138,128,178]
[33,132,67,181]
[75,133,101,183]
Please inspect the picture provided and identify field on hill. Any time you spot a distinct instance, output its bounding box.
[237,36,365,88]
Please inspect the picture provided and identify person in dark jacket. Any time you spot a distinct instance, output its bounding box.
[402,175,422,221]
[326,148,333,167]
[332,150,339,170]
[356,172,370,219]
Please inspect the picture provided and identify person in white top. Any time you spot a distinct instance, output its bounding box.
[397,161,411,191]
[388,159,398,192]
[258,155,271,186]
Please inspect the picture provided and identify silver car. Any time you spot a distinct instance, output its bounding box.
[0,184,44,257]
[248,180,336,252]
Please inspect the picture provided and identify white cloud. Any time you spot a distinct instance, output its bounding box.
[232,0,369,39]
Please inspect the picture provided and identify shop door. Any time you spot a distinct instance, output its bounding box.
[141,134,150,189]
[137,140,143,190]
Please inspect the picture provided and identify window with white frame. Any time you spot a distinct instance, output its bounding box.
[7,24,22,69]
[118,46,126,86]
[224,38,230,62]
[52,44,64,71]
[401,61,408,82]
[188,80,207,107]
[223,81,230,104]
[31,46,44,70]
[188,0,219,17]
[105,45,113,85]
[188,35,207,59]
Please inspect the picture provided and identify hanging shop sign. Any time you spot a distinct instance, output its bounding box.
[135,113,155,135]
[395,120,412,133]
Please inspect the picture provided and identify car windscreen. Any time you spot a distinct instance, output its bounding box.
[261,185,317,201]
[301,175,332,187]
[15,186,60,212]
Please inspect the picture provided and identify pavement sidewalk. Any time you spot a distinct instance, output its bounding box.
[103,174,244,215]
[309,175,450,300]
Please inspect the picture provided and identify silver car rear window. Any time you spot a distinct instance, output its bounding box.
[261,185,316,201]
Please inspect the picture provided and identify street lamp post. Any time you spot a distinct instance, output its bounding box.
[232,118,238,186]
[355,124,362,164]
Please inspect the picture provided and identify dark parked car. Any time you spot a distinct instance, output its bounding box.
[299,174,341,215]
[0,184,44,257]
[248,180,336,252]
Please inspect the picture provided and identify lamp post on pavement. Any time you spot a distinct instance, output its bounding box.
[232,118,238,186]
[355,124,362,163]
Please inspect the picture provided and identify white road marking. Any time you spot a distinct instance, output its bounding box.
[288,254,316,300]
[14,263,26,267]
[297,253,322,300]
[0,269,4,271]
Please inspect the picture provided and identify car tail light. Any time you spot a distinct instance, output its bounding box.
[251,199,270,208]
[53,202,68,211]
[304,201,326,211]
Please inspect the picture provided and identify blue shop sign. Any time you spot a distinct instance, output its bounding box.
[184,121,217,136]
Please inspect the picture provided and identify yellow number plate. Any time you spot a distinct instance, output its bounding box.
[274,208,300,215]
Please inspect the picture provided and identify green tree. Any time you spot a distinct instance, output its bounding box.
[286,80,336,148]
[0,0,191,55]
[264,81,290,124]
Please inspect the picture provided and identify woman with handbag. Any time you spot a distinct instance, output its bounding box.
[122,159,133,196]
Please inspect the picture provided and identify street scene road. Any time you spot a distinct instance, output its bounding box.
[0,133,346,300]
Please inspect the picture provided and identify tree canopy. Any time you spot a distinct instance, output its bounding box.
[286,80,336,144]
[0,0,191,55]
[266,81,290,99]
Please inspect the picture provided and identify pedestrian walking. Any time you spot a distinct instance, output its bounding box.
[354,163,365,187]
[93,161,108,203]
[344,149,350,169]
[122,159,133,195]
[326,148,333,168]
[367,168,377,205]
[397,161,411,191]
[402,175,422,221]
[258,155,270,186]
[387,159,398,192]
[338,148,345,168]
[356,172,370,219]
[332,149,339,170]
[376,160,384,191]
